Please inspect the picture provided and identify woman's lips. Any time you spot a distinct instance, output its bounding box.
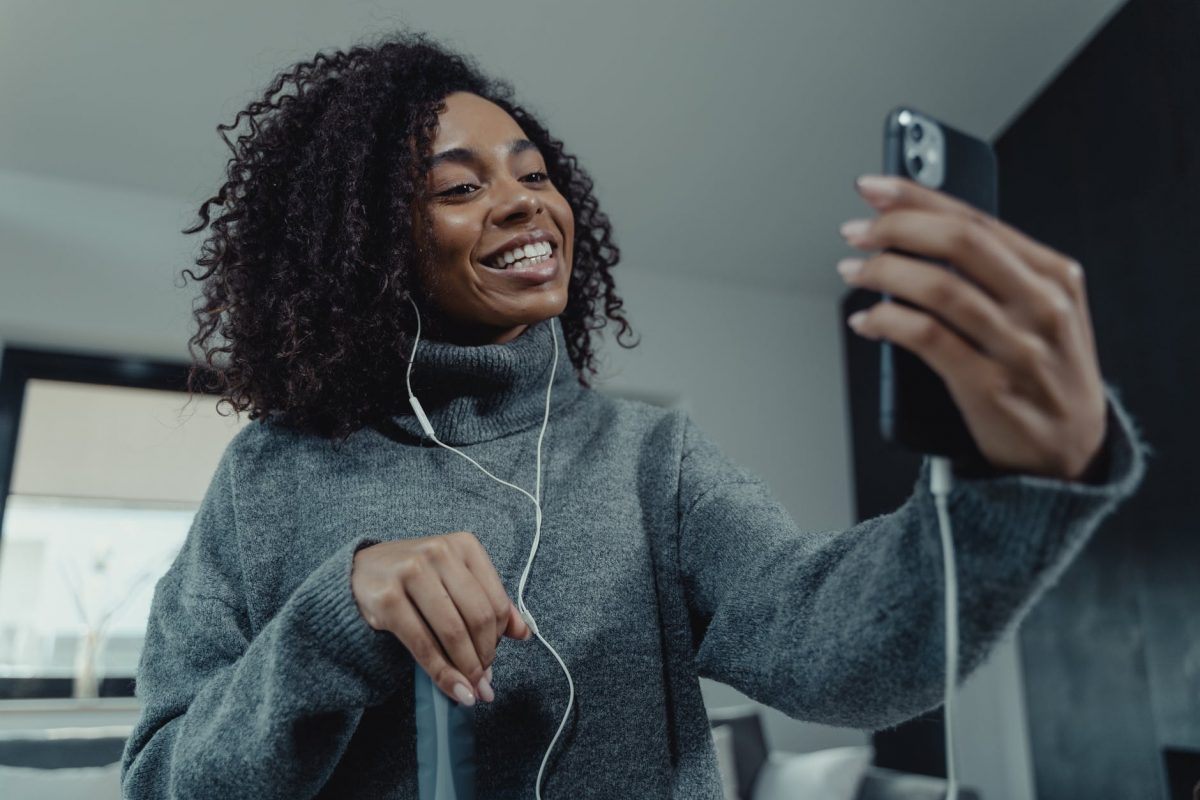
[479,251,559,284]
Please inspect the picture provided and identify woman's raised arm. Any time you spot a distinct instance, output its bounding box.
[676,381,1149,730]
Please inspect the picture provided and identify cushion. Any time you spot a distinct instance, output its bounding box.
[711,724,739,800]
[751,746,875,800]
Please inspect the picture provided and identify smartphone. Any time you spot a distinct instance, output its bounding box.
[877,106,1004,476]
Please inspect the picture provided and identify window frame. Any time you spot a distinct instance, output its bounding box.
[0,345,211,699]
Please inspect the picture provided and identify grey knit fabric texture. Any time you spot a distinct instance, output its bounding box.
[121,315,1150,799]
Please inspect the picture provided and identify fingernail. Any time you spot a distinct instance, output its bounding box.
[856,175,900,207]
[848,311,868,330]
[477,675,495,703]
[840,219,872,243]
[837,258,863,280]
[452,683,476,707]
[485,665,493,682]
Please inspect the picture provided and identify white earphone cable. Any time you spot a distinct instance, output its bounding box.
[405,295,573,800]
[929,455,959,800]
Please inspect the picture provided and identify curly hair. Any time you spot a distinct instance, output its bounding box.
[181,29,639,445]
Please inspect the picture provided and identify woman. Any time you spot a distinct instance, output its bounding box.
[121,29,1148,799]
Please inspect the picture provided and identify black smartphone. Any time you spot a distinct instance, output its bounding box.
[877,106,1002,476]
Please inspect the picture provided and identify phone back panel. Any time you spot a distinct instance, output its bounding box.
[880,107,999,471]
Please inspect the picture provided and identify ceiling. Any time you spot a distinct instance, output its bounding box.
[0,0,1125,297]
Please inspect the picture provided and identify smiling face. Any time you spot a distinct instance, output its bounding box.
[413,91,574,346]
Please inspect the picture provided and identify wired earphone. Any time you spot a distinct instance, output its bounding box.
[403,294,963,800]
[405,294,572,800]
[929,454,960,800]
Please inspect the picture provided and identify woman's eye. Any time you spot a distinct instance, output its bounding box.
[435,173,546,197]
[438,184,478,197]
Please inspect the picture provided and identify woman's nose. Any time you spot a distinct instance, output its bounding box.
[492,177,540,222]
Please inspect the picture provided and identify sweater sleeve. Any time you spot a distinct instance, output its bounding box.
[120,440,410,799]
[677,381,1151,730]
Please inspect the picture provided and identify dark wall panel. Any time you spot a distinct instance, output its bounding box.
[995,0,1198,797]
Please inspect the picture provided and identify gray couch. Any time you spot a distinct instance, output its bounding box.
[0,726,128,769]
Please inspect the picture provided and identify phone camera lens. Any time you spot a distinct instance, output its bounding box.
[910,123,924,142]
[908,155,924,175]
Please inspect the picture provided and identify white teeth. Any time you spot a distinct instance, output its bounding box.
[489,240,552,268]
[508,253,552,272]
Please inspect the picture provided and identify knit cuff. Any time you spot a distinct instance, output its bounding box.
[940,379,1147,491]
[289,536,411,705]
[940,380,1149,501]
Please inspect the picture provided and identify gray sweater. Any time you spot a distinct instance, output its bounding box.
[120,315,1149,799]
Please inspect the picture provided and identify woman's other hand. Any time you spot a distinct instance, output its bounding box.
[836,174,1109,483]
[351,531,531,706]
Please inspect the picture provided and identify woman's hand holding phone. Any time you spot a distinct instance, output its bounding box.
[837,174,1109,483]
[351,531,531,706]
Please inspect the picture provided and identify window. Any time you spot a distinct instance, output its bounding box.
[0,348,245,699]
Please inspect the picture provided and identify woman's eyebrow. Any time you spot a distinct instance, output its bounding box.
[428,138,539,168]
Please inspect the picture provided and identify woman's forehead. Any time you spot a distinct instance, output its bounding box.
[433,92,526,150]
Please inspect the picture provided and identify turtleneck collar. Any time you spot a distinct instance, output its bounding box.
[387,315,585,446]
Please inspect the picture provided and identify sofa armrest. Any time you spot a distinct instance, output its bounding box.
[857,766,981,800]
